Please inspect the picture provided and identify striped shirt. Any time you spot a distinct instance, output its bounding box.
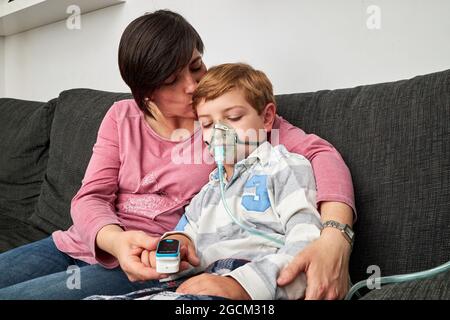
[164,141,322,300]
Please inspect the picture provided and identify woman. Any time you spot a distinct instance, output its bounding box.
[0,10,355,300]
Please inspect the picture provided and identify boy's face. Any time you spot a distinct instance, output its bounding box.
[196,89,275,164]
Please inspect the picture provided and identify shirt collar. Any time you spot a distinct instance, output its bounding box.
[209,168,220,182]
[208,141,272,183]
[241,141,272,167]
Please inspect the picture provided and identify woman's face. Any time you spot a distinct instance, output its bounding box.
[150,49,207,119]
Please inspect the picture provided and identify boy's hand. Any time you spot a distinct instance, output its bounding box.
[176,273,251,300]
[140,234,200,271]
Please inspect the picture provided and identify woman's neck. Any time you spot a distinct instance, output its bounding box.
[145,114,195,141]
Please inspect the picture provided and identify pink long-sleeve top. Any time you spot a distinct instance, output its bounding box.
[52,99,355,268]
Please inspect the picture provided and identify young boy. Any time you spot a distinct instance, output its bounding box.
[140,63,323,300]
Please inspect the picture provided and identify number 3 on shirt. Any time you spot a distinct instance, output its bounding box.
[241,175,270,212]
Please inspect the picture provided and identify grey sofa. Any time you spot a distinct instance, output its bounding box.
[0,69,449,299]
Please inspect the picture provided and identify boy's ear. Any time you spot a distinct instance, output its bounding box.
[262,103,277,132]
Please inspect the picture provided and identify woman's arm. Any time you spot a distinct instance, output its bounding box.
[71,104,160,282]
[70,105,123,266]
[274,116,356,215]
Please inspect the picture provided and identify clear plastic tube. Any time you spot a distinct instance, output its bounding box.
[214,146,285,248]
[345,260,450,300]
[214,144,450,300]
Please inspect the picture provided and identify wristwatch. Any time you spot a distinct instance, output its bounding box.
[322,220,355,248]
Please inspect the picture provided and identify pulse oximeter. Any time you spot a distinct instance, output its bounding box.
[155,238,181,273]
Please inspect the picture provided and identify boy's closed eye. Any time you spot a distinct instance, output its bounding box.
[227,115,242,122]
[200,116,243,129]
[201,121,213,128]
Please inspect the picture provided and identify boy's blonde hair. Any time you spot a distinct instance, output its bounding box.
[192,63,275,114]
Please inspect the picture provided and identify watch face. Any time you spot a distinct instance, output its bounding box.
[157,239,180,254]
[347,228,355,238]
[343,225,354,237]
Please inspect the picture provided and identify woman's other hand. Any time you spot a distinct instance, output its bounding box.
[277,230,351,299]
[277,201,354,300]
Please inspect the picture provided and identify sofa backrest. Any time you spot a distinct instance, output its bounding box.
[0,98,54,223]
[24,69,450,283]
[28,89,132,233]
[275,69,450,281]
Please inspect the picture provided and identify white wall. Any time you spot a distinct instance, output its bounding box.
[2,0,450,101]
[0,36,4,97]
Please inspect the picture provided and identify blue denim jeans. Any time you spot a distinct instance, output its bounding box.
[0,236,160,299]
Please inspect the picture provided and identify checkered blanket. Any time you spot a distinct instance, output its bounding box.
[85,258,249,300]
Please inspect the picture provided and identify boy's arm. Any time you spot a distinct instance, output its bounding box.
[164,189,206,242]
[224,155,321,300]
[158,195,205,269]
[162,214,197,246]
[146,210,201,279]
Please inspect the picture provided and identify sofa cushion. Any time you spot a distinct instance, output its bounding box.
[275,69,450,282]
[0,98,55,224]
[360,270,449,300]
[0,215,48,253]
[29,89,132,233]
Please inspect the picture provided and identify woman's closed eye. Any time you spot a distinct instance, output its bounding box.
[191,64,203,72]
[164,76,177,86]
[190,59,204,72]
[201,122,212,128]
[163,66,202,86]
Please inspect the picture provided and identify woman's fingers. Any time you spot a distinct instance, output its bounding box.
[118,231,166,281]
[277,252,308,286]
[149,250,157,268]
[304,277,328,300]
[132,231,159,251]
[141,250,150,267]
[124,256,164,281]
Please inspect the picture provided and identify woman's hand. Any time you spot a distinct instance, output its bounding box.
[96,225,164,282]
[277,201,354,300]
[111,230,167,282]
[176,273,251,300]
[140,234,200,271]
[277,229,351,299]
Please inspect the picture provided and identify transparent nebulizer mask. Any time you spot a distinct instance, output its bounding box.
[206,121,264,165]
[206,121,284,248]
[206,122,239,165]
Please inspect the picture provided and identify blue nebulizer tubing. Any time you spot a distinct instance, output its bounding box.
[213,145,284,248]
[345,260,450,300]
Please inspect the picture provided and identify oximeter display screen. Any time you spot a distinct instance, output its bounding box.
[157,239,179,254]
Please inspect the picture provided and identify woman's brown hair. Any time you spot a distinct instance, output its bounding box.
[118,10,204,117]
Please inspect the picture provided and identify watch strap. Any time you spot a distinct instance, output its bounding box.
[321,220,355,248]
